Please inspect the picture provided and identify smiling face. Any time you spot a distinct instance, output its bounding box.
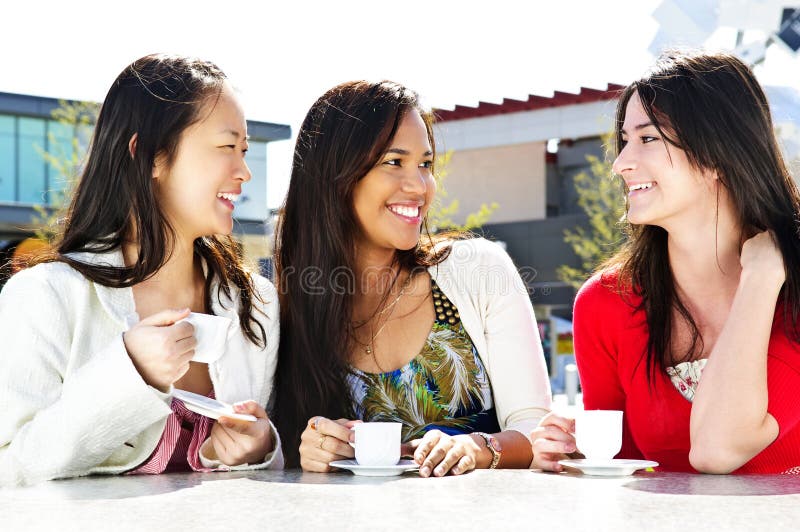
[154,81,251,240]
[613,92,717,230]
[352,109,436,257]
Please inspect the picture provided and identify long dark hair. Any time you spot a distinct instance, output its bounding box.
[37,54,265,346]
[606,50,800,378]
[273,80,454,466]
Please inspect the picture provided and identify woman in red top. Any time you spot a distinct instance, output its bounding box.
[530,50,800,474]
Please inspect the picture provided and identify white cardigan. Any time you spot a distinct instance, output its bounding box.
[0,249,282,487]
[428,238,552,436]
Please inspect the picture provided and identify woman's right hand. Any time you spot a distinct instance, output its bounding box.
[299,416,357,472]
[529,412,577,472]
[122,308,196,392]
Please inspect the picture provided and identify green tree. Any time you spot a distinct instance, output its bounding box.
[556,151,627,289]
[427,150,499,232]
[32,99,99,242]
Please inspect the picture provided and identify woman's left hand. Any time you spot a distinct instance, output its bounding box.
[404,429,484,477]
[207,401,274,466]
[740,230,785,288]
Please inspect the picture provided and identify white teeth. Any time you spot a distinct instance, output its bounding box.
[388,205,420,218]
[217,192,239,202]
[629,182,655,192]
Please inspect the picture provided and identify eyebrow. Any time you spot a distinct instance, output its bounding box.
[386,148,433,157]
[219,129,250,140]
[621,122,655,135]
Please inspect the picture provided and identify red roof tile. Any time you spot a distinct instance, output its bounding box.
[434,84,625,122]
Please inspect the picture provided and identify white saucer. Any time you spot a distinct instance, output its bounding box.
[558,458,659,476]
[173,389,257,422]
[330,459,419,477]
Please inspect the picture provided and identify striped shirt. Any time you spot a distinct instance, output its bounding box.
[129,392,215,474]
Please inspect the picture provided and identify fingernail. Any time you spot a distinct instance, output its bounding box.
[420,466,430,477]
[566,444,576,452]
[434,466,444,477]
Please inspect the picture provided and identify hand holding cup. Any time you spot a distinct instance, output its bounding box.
[530,412,577,472]
[299,416,357,472]
[123,308,196,392]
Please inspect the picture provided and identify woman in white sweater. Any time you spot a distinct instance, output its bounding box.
[0,54,281,487]
[272,81,552,475]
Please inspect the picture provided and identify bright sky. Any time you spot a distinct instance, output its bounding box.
[3,0,798,207]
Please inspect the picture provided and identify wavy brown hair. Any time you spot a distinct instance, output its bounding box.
[272,80,458,466]
[35,54,266,346]
[605,50,800,378]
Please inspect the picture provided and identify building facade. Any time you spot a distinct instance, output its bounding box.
[434,85,623,318]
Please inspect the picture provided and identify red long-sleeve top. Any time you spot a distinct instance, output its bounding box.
[573,271,800,474]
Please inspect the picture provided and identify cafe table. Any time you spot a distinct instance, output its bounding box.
[3,468,800,531]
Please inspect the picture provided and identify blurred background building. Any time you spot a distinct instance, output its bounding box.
[434,84,622,320]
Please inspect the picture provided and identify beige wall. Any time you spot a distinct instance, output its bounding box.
[440,141,547,225]
[240,233,271,267]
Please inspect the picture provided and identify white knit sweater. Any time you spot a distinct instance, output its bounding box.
[428,238,552,436]
[0,249,281,487]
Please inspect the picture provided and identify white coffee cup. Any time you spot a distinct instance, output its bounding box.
[575,409,623,462]
[179,312,233,364]
[352,422,402,466]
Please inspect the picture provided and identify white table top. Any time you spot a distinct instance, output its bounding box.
[4,468,800,531]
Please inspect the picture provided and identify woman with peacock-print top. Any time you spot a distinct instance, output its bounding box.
[347,279,501,443]
[272,80,552,476]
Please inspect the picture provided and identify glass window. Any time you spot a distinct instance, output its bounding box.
[47,120,78,202]
[0,115,15,202]
[18,118,47,204]
[76,122,93,154]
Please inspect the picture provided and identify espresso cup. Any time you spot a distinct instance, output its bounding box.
[179,312,233,364]
[575,410,623,462]
[352,422,401,466]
